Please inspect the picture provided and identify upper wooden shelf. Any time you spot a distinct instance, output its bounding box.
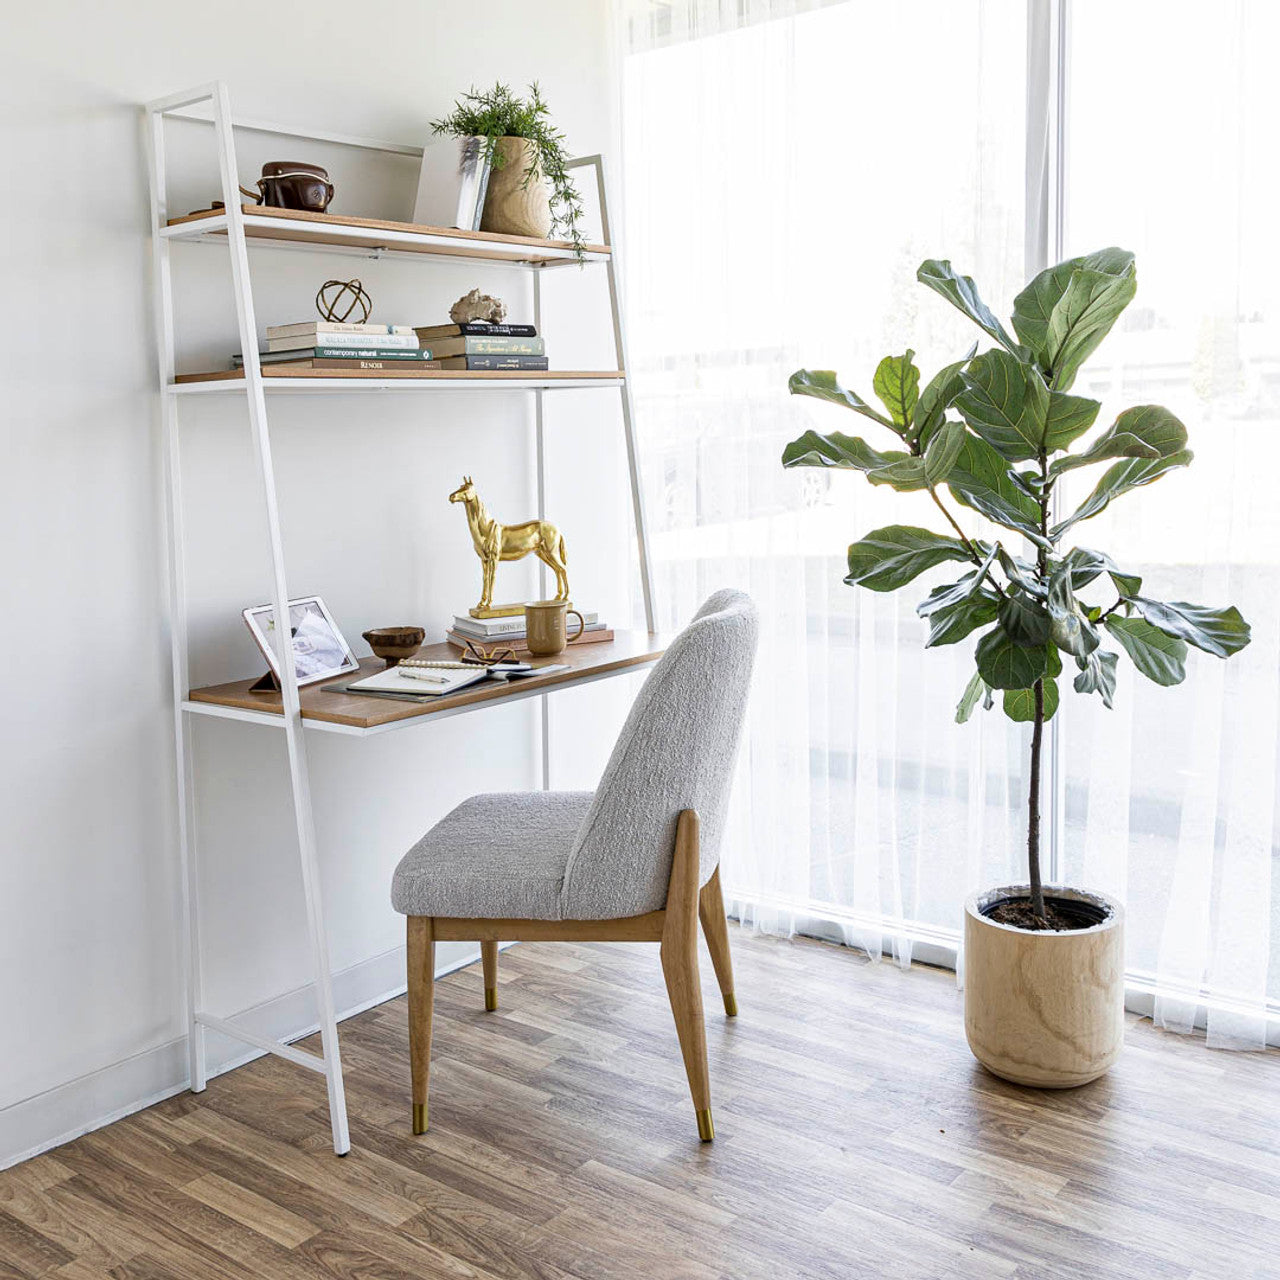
[163,204,610,266]
[185,634,665,736]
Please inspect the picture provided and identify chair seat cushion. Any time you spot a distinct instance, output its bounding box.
[391,791,594,920]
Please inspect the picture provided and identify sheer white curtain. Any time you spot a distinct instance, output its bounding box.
[618,0,1030,965]
[617,0,1278,1041]
[1059,1,1279,1048]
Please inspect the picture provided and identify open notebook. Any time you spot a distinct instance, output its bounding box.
[347,665,489,698]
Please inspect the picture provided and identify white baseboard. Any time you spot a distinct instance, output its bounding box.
[0,939,485,1171]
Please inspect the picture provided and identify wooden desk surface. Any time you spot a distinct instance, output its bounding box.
[187,633,666,731]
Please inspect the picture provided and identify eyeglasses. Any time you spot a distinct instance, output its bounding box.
[458,638,518,667]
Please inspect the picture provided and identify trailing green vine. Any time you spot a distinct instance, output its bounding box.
[432,82,586,261]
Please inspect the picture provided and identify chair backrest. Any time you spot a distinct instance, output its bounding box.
[559,589,759,920]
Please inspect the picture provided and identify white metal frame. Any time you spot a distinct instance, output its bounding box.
[143,82,656,1155]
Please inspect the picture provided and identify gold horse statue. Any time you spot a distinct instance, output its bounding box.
[449,476,570,616]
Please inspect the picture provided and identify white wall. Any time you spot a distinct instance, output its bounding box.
[0,0,640,1166]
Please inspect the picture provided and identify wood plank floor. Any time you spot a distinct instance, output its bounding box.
[2,933,1277,1280]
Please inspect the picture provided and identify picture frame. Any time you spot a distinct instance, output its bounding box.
[242,595,359,687]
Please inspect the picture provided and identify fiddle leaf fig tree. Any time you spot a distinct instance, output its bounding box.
[783,251,1252,926]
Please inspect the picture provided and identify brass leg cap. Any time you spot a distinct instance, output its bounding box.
[484,987,498,1012]
[723,993,738,1017]
[412,1103,428,1135]
[696,1108,715,1142]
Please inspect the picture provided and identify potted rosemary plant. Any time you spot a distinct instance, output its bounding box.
[782,250,1251,1087]
[432,82,585,257]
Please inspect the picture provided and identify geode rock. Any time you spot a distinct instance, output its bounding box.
[449,288,508,325]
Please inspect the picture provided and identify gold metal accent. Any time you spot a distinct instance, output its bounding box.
[723,993,738,1017]
[485,987,498,1012]
[470,603,527,619]
[696,1108,715,1142]
[449,477,570,615]
[412,1102,428,1134]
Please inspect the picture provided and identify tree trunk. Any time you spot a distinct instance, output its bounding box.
[1027,676,1046,921]
[1028,449,1050,924]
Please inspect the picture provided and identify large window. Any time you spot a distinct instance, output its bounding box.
[619,0,1277,1041]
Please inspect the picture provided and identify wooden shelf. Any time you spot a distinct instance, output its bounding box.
[170,367,625,393]
[163,204,610,266]
[185,634,666,736]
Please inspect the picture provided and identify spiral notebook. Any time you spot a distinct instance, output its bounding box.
[346,664,488,698]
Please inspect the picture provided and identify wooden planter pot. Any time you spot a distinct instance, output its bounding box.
[481,137,553,239]
[964,885,1125,1088]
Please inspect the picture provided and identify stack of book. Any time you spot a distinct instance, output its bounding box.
[446,609,612,654]
[234,322,440,372]
[413,320,547,372]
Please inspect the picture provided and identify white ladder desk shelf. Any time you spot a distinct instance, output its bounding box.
[145,82,658,1155]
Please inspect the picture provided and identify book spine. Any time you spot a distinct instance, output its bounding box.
[453,612,599,636]
[312,347,433,360]
[268,332,421,350]
[266,322,414,337]
[413,323,538,339]
[452,618,528,637]
[441,356,550,371]
[446,628,614,652]
[459,323,537,337]
[462,337,545,355]
[308,358,442,370]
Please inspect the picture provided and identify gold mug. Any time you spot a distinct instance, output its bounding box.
[524,600,585,656]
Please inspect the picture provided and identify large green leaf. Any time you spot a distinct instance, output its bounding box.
[1125,597,1252,658]
[844,525,974,592]
[1043,249,1138,390]
[788,369,896,430]
[923,420,966,486]
[1044,391,1101,452]
[997,546,1045,597]
[954,349,1050,462]
[1011,248,1134,378]
[1049,405,1188,478]
[997,587,1051,647]
[955,670,989,724]
[916,260,1025,358]
[865,456,930,492]
[946,433,1050,546]
[912,342,977,447]
[975,627,1049,690]
[781,429,910,472]
[923,588,1000,648]
[1058,547,1141,599]
[1052,450,1194,538]
[1012,257,1084,363]
[1104,615,1187,685]
[1003,679,1059,723]
[1073,648,1118,708]
[1046,566,1100,658]
[916,565,993,617]
[872,351,920,428]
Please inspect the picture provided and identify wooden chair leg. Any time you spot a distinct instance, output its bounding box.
[661,810,714,1141]
[698,865,737,1017]
[481,939,499,1011]
[406,916,435,1134]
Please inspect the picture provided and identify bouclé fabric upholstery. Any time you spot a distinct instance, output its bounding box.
[391,590,758,921]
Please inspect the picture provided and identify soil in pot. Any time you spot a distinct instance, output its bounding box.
[982,893,1109,932]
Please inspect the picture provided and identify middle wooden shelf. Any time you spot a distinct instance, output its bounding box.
[170,368,626,393]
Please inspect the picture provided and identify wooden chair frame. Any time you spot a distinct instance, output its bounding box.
[406,809,736,1142]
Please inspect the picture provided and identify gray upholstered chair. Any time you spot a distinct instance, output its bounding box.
[391,589,758,1141]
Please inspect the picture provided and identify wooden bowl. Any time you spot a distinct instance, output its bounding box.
[362,626,425,667]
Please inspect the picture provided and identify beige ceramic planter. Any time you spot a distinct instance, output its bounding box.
[964,884,1124,1088]
[481,137,553,239]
